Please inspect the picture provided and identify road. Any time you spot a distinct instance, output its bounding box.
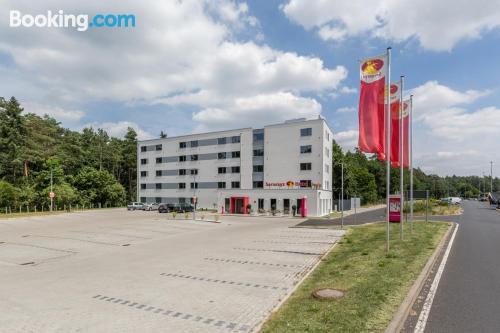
[423,201,500,332]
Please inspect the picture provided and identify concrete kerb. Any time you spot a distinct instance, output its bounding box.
[384,221,456,333]
[251,228,347,333]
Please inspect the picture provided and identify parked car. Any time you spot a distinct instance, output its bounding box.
[440,197,462,205]
[158,203,195,213]
[127,202,144,210]
[142,203,160,211]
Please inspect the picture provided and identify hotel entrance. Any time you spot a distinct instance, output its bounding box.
[229,196,249,214]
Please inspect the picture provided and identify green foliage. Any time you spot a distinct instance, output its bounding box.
[331,140,496,204]
[0,181,16,208]
[0,96,137,208]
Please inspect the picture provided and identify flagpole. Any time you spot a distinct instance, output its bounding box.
[385,47,392,252]
[399,75,405,240]
[409,94,414,235]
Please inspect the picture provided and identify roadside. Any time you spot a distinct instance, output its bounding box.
[402,200,500,332]
[259,221,449,333]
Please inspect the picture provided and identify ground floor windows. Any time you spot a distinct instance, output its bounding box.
[218,182,226,189]
[258,198,264,210]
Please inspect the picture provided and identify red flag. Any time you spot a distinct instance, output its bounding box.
[358,55,386,157]
[391,97,410,168]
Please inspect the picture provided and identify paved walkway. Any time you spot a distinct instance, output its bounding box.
[0,209,344,333]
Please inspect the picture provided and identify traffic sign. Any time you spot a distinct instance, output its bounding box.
[49,191,55,198]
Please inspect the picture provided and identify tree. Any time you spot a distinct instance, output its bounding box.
[123,127,137,201]
[0,97,26,182]
[0,180,16,210]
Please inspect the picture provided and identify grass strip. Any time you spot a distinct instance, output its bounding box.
[261,221,449,333]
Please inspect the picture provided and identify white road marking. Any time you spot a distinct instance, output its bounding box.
[414,224,459,333]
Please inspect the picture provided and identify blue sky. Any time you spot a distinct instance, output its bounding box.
[1,0,499,176]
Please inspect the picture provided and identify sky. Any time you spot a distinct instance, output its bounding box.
[1,0,499,176]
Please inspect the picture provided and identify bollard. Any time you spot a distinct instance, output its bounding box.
[35,206,37,213]
[27,205,29,213]
[19,206,21,213]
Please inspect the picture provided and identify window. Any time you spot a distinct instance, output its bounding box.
[253,149,264,156]
[231,166,240,173]
[140,171,147,177]
[140,183,146,189]
[156,170,162,177]
[156,183,162,190]
[300,145,312,154]
[155,144,162,151]
[156,157,162,164]
[253,181,263,188]
[190,182,198,189]
[140,158,148,165]
[232,151,240,158]
[179,169,186,175]
[253,165,264,172]
[325,181,330,190]
[218,167,227,174]
[300,162,312,171]
[140,197,146,203]
[178,183,186,189]
[253,132,264,141]
[155,197,162,203]
[258,198,264,209]
[179,142,187,149]
[325,164,330,173]
[217,182,226,189]
[190,154,198,161]
[231,181,240,189]
[325,147,330,157]
[325,130,330,141]
[231,136,240,143]
[218,152,227,159]
[190,169,198,175]
[301,128,312,136]
[218,137,226,145]
[140,146,147,152]
[190,140,198,148]
[300,180,312,188]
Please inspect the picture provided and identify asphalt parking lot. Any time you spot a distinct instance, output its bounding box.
[0,209,344,333]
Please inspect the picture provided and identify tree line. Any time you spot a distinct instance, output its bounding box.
[330,140,499,204]
[0,97,137,211]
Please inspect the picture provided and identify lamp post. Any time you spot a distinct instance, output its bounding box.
[341,162,344,229]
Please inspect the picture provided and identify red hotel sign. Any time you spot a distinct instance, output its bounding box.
[265,181,321,189]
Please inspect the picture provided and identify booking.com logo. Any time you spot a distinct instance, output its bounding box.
[9,10,136,31]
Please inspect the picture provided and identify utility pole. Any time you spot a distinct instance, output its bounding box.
[50,169,53,212]
[341,162,344,229]
[490,161,494,194]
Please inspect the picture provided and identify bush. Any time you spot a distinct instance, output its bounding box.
[0,181,16,208]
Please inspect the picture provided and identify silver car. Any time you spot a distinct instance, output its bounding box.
[142,202,160,211]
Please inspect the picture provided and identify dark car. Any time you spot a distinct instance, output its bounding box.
[158,203,194,213]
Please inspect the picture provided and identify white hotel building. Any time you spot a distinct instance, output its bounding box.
[137,118,333,217]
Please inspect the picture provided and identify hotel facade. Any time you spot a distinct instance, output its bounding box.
[137,118,333,217]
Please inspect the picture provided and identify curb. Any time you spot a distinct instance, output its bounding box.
[251,229,348,333]
[385,222,456,333]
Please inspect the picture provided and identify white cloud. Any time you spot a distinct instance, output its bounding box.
[83,121,154,140]
[410,81,489,119]
[336,106,356,113]
[333,129,358,151]
[22,101,85,123]
[0,0,347,133]
[282,0,500,51]
[192,92,321,131]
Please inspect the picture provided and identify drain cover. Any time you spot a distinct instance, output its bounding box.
[312,289,345,299]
